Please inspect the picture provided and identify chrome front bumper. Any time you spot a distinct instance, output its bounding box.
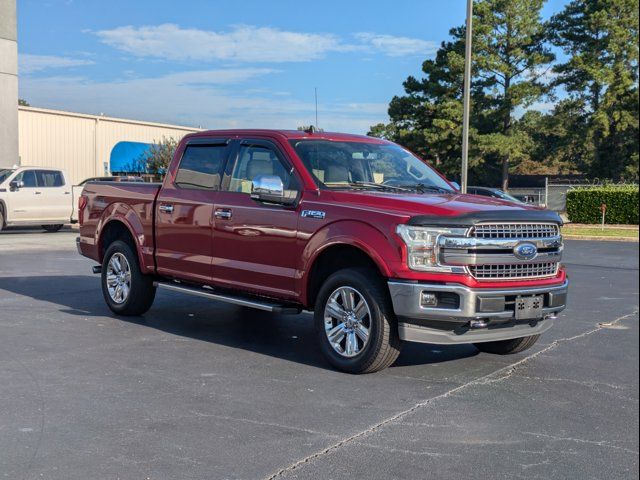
[388,279,568,345]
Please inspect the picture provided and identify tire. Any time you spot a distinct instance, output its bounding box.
[0,208,4,232]
[474,334,540,355]
[101,240,156,316]
[42,224,64,233]
[314,268,401,374]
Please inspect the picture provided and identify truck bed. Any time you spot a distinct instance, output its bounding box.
[77,181,161,273]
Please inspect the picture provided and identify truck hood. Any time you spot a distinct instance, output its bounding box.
[328,190,561,225]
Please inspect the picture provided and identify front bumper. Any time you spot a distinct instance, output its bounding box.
[388,279,568,345]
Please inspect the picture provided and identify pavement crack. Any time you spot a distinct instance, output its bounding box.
[523,432,639,456]
[351,441,460,458]
[264,309,638,479]
[189,411,339,439]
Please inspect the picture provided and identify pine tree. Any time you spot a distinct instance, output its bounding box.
[549,0,639,180]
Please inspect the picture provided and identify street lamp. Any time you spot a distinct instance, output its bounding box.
[461,0,473,194]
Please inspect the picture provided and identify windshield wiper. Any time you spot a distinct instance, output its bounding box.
[349,181,413,192]
[398,183,451,194]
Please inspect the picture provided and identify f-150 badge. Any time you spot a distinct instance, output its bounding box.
[301,210,326,219]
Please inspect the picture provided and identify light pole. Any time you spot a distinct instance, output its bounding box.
[461,0,473,194]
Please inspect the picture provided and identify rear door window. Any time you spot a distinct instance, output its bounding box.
[174,143,229,190]
[35,170,65,187]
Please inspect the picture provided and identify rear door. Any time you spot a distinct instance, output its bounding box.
[155,138,231,283]
[211,138,302,299]
[35,170,72,221]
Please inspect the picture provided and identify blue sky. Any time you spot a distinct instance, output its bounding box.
[18,0,570,133]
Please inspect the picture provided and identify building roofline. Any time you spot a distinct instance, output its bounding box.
[18,106,204,132]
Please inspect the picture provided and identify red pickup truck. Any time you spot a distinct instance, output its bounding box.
[77,129,568,373]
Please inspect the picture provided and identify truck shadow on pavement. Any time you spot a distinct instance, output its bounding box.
[0,274,479,371]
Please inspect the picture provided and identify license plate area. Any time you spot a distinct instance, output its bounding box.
[515,295,544,320]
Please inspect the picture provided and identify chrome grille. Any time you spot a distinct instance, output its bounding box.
[471,223,560,239]
[470,262,559,280]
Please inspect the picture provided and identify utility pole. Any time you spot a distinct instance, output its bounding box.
[461,0,474,193]
[314,87,319,129]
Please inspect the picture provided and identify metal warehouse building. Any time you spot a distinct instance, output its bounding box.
[18,106,202,185]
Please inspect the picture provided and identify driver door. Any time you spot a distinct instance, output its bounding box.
[211,139,302,299]
[8,170,40,222]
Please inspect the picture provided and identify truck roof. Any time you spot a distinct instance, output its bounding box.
[184,129,388,144]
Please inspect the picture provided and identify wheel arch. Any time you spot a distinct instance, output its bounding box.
[303,242,389,309]
[98,219,144,269]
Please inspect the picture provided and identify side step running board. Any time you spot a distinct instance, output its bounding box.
[154,282,301,314]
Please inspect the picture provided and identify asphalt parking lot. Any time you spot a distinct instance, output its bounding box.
[0,229,638,480]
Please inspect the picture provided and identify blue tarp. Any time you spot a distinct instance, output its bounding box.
[109,141,154,172]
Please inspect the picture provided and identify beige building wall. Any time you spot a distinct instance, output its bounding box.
[18,106,202,184]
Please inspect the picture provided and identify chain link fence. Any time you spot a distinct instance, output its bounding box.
[509,180,638,213]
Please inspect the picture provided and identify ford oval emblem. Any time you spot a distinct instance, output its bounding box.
[514,242,538,261]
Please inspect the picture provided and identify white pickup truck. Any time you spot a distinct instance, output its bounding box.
[0,166,73,232]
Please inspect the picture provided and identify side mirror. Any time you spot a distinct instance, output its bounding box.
[251,175,291,205]
[450,181,461,191]
[9,180,24,191]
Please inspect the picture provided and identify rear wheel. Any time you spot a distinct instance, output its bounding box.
[314,268,401,374]
[0,209,4,232]
[474,335,540,355]
[42,224,64,233]
[101,240,156,316]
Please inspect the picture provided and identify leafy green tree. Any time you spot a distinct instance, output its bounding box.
[18,99,29,106]
[512,100,591,174]
[549,0,639,180]
[142,137,179,176]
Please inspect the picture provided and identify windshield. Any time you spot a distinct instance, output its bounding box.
[290,140,454,193]
[0,169,15,184]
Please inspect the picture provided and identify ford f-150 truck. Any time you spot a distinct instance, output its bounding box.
[77,129,568,373]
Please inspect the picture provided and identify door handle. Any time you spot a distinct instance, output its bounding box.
[215,209,232,220]
[159,204,174,213]
[34,191,42,195]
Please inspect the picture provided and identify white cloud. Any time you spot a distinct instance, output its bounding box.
[95,24,347,63]
[20,70,388,133]
[355,33,437,57]
[94,24,436,62]
[19,54,95,74]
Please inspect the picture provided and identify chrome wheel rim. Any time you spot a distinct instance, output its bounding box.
[106,253,131,304]
[324,286,372,358]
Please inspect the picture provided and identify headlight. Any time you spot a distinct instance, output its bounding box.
[396,225,468,272]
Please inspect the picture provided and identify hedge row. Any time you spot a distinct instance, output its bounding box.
[566,185,639,224]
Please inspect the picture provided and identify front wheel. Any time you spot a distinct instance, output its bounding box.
[101,240,156,316]
[474,335,540,355]
[314,268,401,374]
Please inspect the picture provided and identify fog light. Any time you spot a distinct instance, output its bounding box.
[420,292,438,307]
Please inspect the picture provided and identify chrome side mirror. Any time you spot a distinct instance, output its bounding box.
[251,175,287,204]
[9,180,24,191]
